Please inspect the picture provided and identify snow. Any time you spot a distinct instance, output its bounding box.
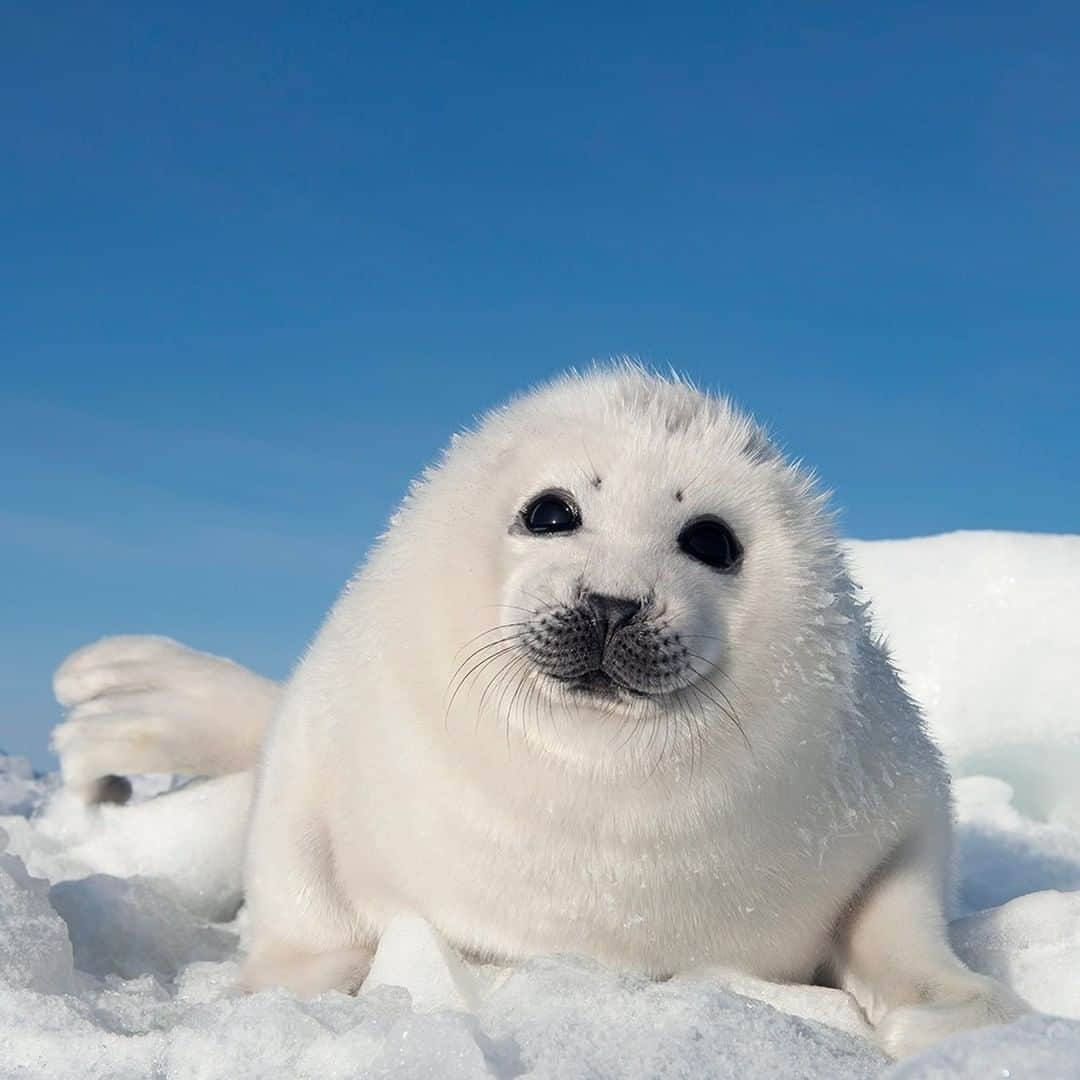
[846,531,1080,806]
[2,529,1079,1078]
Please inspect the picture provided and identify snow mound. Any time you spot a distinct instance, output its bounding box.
[1,530,1079,1078]
[951,888,1080,1019]
[846,531,1080,813]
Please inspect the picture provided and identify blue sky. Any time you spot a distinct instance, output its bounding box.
[3,2,1078,766]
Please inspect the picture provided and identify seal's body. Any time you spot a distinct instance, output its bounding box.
[53,368,1025,1056]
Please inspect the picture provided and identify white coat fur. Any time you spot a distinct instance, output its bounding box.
[52,367,1026,1057]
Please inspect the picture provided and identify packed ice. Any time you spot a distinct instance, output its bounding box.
[2,531,1079,1078]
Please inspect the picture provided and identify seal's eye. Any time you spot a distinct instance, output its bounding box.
[678,517,742,571]
[522,492,581,534]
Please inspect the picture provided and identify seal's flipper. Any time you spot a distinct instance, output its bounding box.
[830,827,1029,1058]
[52,634,279,801]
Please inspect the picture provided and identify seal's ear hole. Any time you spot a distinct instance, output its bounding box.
[678,517,743,572]
[522,491,582,535]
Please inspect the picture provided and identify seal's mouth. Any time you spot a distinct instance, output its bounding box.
[553,668,651,699]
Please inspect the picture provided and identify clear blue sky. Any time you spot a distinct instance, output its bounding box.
[3,2,1078,766]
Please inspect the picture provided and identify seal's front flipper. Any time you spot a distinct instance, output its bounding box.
[240,943,374,997]
[830,828,1029,1059]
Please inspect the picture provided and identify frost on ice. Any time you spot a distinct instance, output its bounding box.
[2,530,1080,1078]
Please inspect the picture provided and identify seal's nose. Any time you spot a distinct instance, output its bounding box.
[584,593,643,639]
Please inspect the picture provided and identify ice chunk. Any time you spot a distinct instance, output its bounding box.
[480,956,885,1079]
[885,1013,1080,1078]
[367,1011,516,1079]
[49,873,237,981]
[87,972,176,1036]
[292,987,412,1077]
[164,987,410,1080]
[166,992,340,1080]
[364,913,483,1013]
[176,958,246,1006]
[0,986,166,1079]
[0,848,75,993]
[701,966,875,1040]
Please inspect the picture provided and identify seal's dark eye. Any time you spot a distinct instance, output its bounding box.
[522,492,581,534]
[678,517,742,571]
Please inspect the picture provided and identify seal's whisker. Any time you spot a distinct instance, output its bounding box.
[684,672,739,731]
[677,696,697,782]
[448,641,522,697]
[645,702,673,781]
[499,665,528,756]
[579,441,601,489]
[447,633,526,688]
[679,464,708,498]
[445,642,525,724]
[543,668,562,739]
[682,685,709,783]
[504,662,536,752]
[492,653,533,736]
[682,653,743,714]
[521,588,559,611]
[453,623,531,658]
[686,666,751,751]
[518,669,538,750]
[526,667,547,750]
[475,648,527,730]
[617,692,647,757]
[642,684,668,766]
[680,647,744,694]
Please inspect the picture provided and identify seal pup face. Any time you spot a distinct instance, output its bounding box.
[508,493,741,702]
[424,367,850,777]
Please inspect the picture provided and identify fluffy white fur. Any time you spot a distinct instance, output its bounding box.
[52,367,1026,1058]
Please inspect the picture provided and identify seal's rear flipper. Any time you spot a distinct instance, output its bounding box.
[52,634,280,802]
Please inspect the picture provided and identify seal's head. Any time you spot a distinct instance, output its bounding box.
[392,365,856,777]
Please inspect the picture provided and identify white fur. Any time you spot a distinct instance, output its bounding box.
[52,367,1026,1057]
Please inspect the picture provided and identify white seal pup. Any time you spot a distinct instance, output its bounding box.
[52,367,1026,1057]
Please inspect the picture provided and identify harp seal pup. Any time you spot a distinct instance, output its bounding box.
[52,367,1025,1058]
